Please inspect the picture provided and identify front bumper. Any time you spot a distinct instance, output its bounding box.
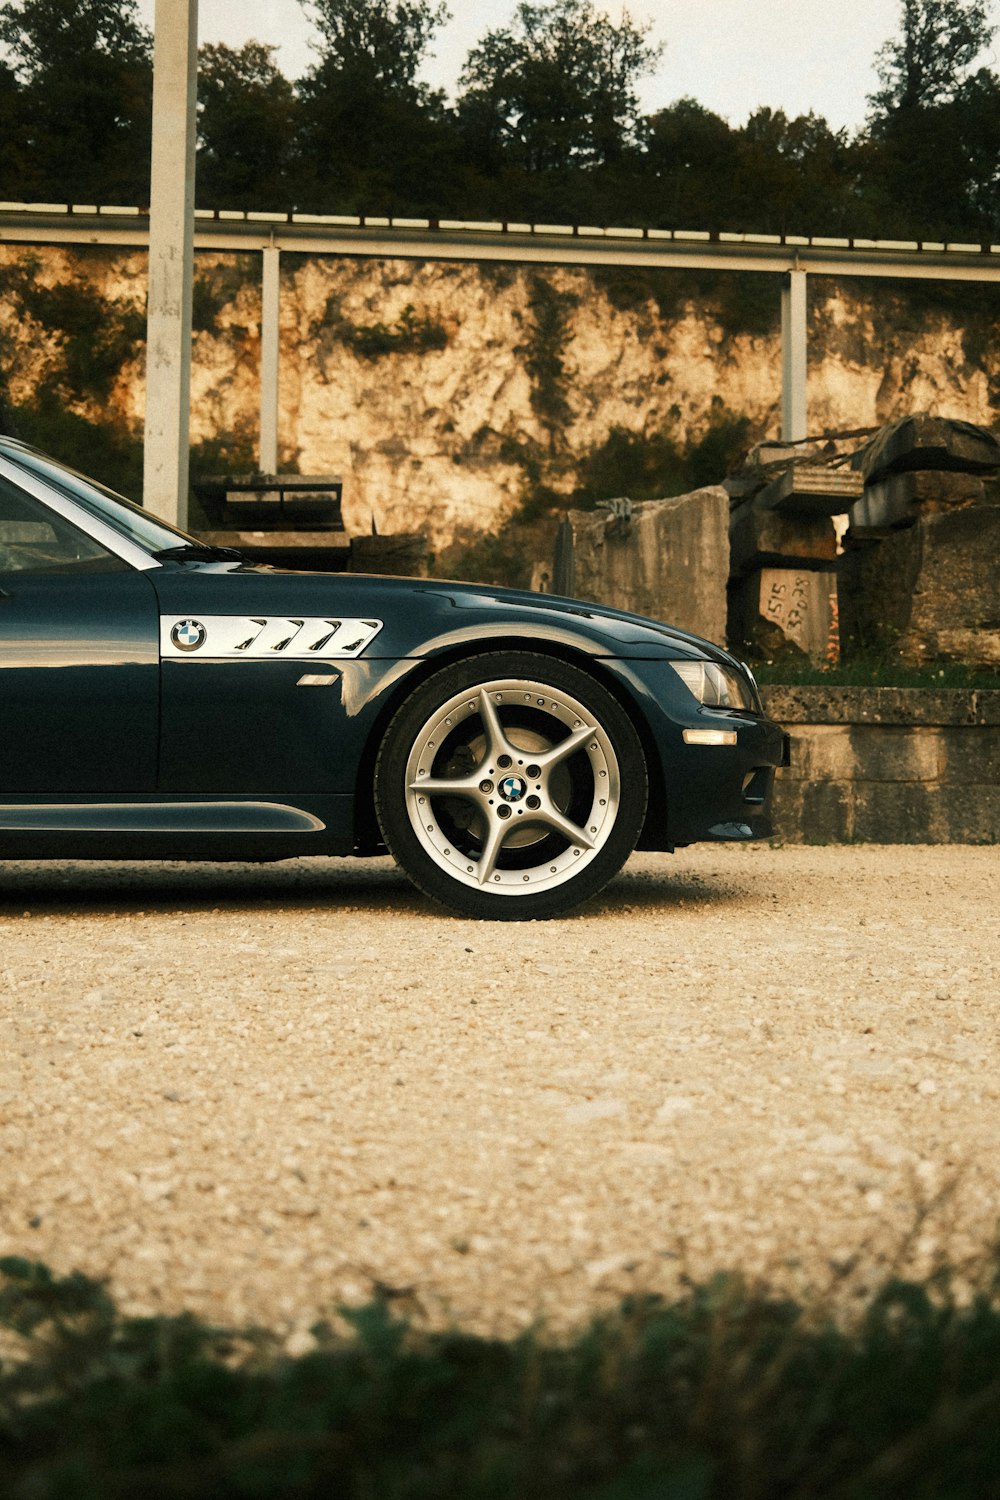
[602,659,791,850]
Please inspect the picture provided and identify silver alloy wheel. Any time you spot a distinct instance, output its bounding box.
[404,677,622,896]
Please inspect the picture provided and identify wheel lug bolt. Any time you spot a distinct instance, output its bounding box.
[479,779,494,793]
[525,794,541,809]
[526,763,541,778]
[497,754,512,768]
[497,805,512,819]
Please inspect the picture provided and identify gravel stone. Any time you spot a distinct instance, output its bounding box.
[0,845,997,1336]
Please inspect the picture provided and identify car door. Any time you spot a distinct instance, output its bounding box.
[0,472,160,793]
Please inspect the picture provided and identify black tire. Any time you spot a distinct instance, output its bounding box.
[374,651,648,920]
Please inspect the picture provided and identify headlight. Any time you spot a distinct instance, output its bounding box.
[667,659,758,710]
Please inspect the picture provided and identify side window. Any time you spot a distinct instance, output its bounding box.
[0,475,127,575]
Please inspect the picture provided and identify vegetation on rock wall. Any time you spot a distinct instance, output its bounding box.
[436,402,757,589]
[518,273,578,444]
[0,250,146,492]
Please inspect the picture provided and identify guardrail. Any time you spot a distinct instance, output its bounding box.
[3,202,1000,282]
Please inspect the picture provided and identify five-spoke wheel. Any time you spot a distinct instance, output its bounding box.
[375,653,648,919]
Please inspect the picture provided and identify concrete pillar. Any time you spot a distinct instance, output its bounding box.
[259,244,281,474]
[780,269,807,443]
[143,0,198,526]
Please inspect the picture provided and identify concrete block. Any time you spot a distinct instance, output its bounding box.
[759,684,1000,728]
[566,487,728,645]
[769,778,853,843]
[845,725,942,783]
[936,727,1000,785]
[785,724,941,784]
[838,507,1000,666]
[780,725,855,782]
[852,413,1000,486]
[729,567,837,664]
[756,463,862,516]
[729,503,837,577]
[850,781,1000,844]
[849,781,940,843]
[849,469,995,532]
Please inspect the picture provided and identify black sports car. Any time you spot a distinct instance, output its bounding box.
[0,438,788,919]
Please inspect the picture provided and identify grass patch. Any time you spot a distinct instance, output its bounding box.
[753,659,1000,690]
[3,1253,1000,1498]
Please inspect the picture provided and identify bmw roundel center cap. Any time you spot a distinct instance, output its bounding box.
[499,774,527,803]
[170,618,207,653]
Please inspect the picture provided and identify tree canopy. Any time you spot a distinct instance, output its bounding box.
[457,0,661,173]
[868,0,994,117]
[0,0,998,240]
[0,0,152,202]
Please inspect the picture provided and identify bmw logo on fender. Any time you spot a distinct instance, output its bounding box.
[170,619,207,653]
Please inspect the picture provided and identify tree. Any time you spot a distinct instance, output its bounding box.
[645,99,740,228]
[457,0,662,174]
[197,42,296,209]
[868,0,994,117]
[0,55,26,200]
[0,0,152,203]
[864,0,1000,238]
[294,0,462,213]
[303,0,448,94]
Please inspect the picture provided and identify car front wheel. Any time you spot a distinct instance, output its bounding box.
[374,652,648,919]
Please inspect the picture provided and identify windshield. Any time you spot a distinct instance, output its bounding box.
[3,443,200,556]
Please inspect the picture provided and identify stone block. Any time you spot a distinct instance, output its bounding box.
[729,503,837,577]
[849,469,995,533]
[779,725,851,782]
[845,725,942,783]
[850,782,1000,844]
[936,727,1000,785]
[729,567,837,664]
[769,778,853,843]
[756,463,862,516]
[838,507,1000,666]
[759,684,1000,728]
[852,413,1000,486]
[566,486,728,644]
[785,724,940,784]
[848,782,940,843]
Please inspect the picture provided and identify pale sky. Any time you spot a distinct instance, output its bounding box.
[158,0,1000,132]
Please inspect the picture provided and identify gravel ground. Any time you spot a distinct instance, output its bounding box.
[1,844,998,1343]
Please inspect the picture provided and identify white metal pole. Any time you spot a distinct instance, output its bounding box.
[143,0,198,525]
[259,244,281,474]
[780,268,808,442]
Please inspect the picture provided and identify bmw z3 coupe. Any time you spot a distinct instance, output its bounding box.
[0,438,788,919]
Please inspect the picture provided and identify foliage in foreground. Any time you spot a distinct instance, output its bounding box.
[2,1254,1000,1499]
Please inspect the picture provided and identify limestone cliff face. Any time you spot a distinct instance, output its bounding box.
[1,246,996,548]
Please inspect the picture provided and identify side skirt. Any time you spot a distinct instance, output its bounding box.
[0,794,355,860]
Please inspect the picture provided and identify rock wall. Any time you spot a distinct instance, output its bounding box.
[2,246,998,549]
[763,685,1000,844]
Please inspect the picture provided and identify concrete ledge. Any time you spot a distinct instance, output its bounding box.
[761,685,1000,726]
[758,686,1000,842]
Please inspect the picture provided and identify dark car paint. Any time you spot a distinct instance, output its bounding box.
[0,452,788,864]
[0,567,160,793]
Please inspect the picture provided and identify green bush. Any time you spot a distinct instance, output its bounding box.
[2,1253,1000,1498]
